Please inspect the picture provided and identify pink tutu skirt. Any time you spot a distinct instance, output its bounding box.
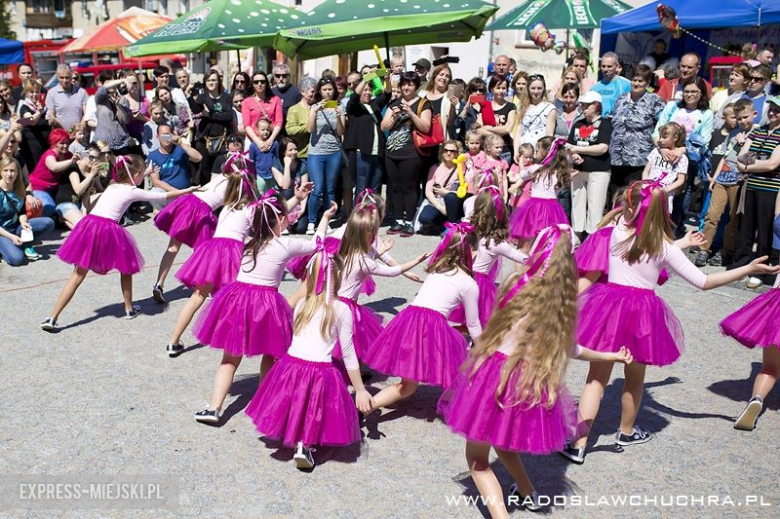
[509,197,569,241]
[287,237,341,279]
[194,282,292,358]
[449,272,496,328]
[56,214,144,275]
[153,194,217,248]
[720,287,780,349]
[575,226,670,285]
[577,282,684,366]
[245,355,361,448]
[438,352,577,454]
[363,306,468,387]
[175,238,243,292]
[332,297,384,360]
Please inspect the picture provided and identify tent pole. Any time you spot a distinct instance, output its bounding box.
[237,49,241,72]
[565,29,570,61]
[385,33,390,64]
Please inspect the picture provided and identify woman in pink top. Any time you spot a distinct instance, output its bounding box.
[562,181,780,465]
[242,71,283,151]
[364,222,482,411]
[246,250,374,470]
[192,193,337,425]
[40,155,198,332]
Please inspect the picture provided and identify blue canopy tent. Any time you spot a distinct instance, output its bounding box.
[600,0,780,68]
[0,38,24,66]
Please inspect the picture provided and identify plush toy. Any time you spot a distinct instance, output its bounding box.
[657,4,681,38]
[529,23,566,55]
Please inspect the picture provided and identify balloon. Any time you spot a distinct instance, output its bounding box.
[454,154,469,198]
[656,4,681,38]
[529,23,559,53]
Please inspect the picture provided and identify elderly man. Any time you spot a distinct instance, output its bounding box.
[45,64,88,131]
[171,69,190,105]
[271,63,301,118]
[590,52,631,116]
[657,52,712,102]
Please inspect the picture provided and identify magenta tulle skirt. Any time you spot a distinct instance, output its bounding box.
[153,194,217,248]
[574,226,670,285]
[363,306,468,387]
[438,352,578,454]
[577,282,684,366]
[449,272,497,328]
[509,197,569,241]
[245,355,361,448]
[332,297,384,360]
[175,237,243,292]
[56,214,144,275]
[287,237,341,279]
[194,282,292,358]
[720,287,780,349]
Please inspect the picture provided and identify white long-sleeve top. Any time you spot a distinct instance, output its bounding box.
[519,168,559,200]
[287,300,359,370]
[212,205,254,241]
[608,224,706,290]
[90,184,167,222]
[472,238,528,275]
[236,233,324,287]
[411,269,482,339]
[339,254,403,300]
[193,174,229,210]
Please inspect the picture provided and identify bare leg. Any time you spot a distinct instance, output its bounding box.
[50,267,89,321]
[371,378,419,410]
[156,238,182,287]
[209,353,243,411]
[573,361,614,449]
[169,285,210,345]
[494,448,534,497]
[465,442,509,519]
[619,362,647,434]
[286,282,307,308]
[753,348,780,400]
[62,208,83,230]
[120,274,134,312]
[259,355,276,383]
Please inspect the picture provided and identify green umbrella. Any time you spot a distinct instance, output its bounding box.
[274,0,499,60]
[125,0,300,57]
[487,0,633,31]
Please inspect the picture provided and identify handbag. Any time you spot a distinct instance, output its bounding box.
[413,98,444,156]
[204,129,227,156]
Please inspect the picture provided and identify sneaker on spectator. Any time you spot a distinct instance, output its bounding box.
[708,251,723,267]
[23,247,40,261]
[747,277,763,289]
[400,223,414,237]
[387,223,403,235]
[694,250,709,267]
[305,223,316,235]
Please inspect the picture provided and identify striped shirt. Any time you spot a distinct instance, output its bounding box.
[746,125,780,192]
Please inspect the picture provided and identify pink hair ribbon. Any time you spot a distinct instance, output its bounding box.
[427,221,476,271]
[478,184,505,221]
[358,188,375,206]
[540,137,568,167]
[222,150,253,174]
[249,189,283,236]
[497,224,574,309]
[628,176,671,234]
[305,236,335,302]
[112,155,134,186]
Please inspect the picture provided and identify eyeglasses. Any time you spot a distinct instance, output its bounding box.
[683,90,702,95]
[749,76,766,82]
[274,74,290,78]
[472,88,485,93]
[253,79,267,85]
[58,76,71,80]
[443,148,459,153]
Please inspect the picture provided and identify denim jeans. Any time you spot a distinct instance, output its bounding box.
[32,190,79,218]
[0,217,55,266]
[352,151,383,203]
[307,151,343,224]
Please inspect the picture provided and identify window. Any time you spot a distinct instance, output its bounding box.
[26,0,51,15]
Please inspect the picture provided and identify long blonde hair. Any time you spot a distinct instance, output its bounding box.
[468,230,577,409]
[339,203,378,266]
[293,252,344,340]
[0,157,25,199]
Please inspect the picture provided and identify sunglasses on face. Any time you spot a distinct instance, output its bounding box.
[529,74,545,81]
[87,154,101,160]
[443,148,459,153]
[274,74,289,78]
[253,79,267,85]
[750,76,766,82]
[235,79,246,83]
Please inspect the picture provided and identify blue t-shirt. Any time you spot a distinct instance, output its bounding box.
[249,140,279,180]
[591,76,631,117]
[147,146,191,190]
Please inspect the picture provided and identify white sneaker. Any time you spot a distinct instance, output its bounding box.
[734,396,763,431]
[508,484,542,512]
[281,228,290,235]
[293,441,315,469]
[747,277,763,289]
[193,406,220,424]
[305,223,315,235]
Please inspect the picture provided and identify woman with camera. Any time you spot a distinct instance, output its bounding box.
[93,79,137,155]
[188,70,235,185]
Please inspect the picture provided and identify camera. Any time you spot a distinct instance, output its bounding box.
[191,82,205,97]
[117,82,128,96]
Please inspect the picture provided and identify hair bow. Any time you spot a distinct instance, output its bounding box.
[478,184,505,221]
[249,189,283,236]
[357,188,375,207]
[541,137,568,167]
[628,176,671,234]
[427,221,475,270]
[497,224,573,308]
[305,236,335,302]
[112,155,134,185]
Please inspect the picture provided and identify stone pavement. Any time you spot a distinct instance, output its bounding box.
[0,217,777,518]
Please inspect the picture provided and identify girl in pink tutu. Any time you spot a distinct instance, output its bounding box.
[462,136,509,220]
[152,140,250,304]
[721,274,780,430]
[41,155,199,332]
[451,186,527,327]
[192,192,337,424]
[245,249,374,470]
[508,137,571,245]
[364,222,482,410]
[562,180,780,465]
[439,225,632,514]
[337,203,429,360]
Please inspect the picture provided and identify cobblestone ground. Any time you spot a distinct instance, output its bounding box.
[1,217,778,518]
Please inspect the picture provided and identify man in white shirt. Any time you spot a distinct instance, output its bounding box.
[171,69,190,106]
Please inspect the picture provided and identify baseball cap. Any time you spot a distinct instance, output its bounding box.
[414,58,432,71]
[578,91,603,104]
[767,95,780,109]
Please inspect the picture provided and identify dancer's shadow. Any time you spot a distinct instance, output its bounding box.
[375,385,444,425]
[708,362,779,411]
[207,374,259,427]
[260,437,363,470]
[134,285,193,313]
[365,296,407,316]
